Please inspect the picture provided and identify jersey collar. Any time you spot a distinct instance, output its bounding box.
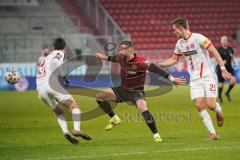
[184,32,192,40]
[128,53,137,62]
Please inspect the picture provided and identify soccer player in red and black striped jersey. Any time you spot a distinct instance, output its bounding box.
[95,41,186,142]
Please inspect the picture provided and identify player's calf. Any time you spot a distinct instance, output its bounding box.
[141,110,162,142]
[215,103,224,127]
[54,106,69,134]
[206,100,224,127]
[97,100,116,118]
[199,109,217,137]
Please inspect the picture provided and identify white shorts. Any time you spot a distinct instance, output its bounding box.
[190,77,218,100]
[37,82,74,109]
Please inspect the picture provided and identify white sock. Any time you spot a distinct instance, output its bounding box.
[72,108,81,131]
[112,115,118,119]
[153,133,160,138]
[57,114,69,134]
[199,110,216,134]
[215,102,222,113]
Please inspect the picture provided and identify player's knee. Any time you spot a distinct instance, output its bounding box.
[136,99,147,113]
[64,99,79,109]
[54,106,64,116]
[96,93,106,101]
[195,100,205,110]
[207,102,216,110]
[70,102,79,109]
[96,93,102,101]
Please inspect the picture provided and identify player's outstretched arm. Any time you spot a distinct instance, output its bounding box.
[95,53,119,62]
[158,54,179,67]
[148,63,187,85]
[207,45,232,80]
[172,76,188,85]
[95,53,109,61]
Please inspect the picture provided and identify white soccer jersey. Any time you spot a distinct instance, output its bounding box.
[36,50,64,87]
[174,33,217,81]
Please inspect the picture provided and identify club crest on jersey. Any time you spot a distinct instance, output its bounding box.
[190,43,195,49]
[132,64,137,70]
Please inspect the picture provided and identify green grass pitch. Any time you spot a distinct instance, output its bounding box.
[0,85,240,160]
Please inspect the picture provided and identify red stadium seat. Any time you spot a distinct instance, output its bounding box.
[99,0,239,51]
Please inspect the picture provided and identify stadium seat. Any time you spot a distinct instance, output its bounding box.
[98,0,240,55]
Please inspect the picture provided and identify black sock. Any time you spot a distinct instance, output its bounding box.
[141,110,158,134]
[218,87,223,98]
[97,101,115,118]
[226,84,235,94]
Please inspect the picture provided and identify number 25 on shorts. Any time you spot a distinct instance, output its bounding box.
[210,84,216,92]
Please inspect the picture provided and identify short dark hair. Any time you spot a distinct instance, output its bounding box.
[118,40,133,50]
[54,37,66,50]
[171,17,188,29]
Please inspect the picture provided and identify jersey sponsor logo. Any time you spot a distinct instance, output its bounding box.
[125,70,137,75]
[132,64,138,70]
[53,52,63,60]
[182,50,197,56]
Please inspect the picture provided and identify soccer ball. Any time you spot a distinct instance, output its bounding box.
[4,70,20,84]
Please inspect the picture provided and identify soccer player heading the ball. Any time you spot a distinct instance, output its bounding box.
[159,17,232,140]
[95,40,187,142]
[36,37,91,144]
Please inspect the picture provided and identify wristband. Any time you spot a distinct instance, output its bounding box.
[220,66,226,71]
[168,75,175,82]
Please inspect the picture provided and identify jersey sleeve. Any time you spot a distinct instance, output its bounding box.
[197,34,212,49]
[147,62,169,79]
[174,41,183,56]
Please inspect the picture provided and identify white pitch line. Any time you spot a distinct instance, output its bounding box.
[26,145,240,160]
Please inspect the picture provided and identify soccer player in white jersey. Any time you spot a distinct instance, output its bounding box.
[36,37,91,144]
[159,17,232,140]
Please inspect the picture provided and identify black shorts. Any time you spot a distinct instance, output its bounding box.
[216,66,235,83]
[111,86,145,105]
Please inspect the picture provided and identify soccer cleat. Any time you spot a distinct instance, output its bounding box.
[154,136,162,142]
[72,130,92,140]
[64,133,79,144]
[225,92,231,102]
[216,111,224,127]
[105,116,121,131]
[208,133,219,140]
